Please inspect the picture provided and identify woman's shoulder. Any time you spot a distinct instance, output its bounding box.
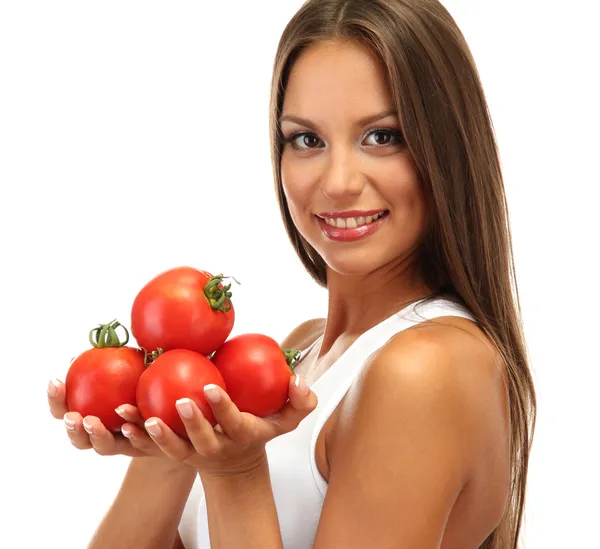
[279,317,326,351]
[337,315,508,475]
[374,315,506,415]
[396,313,503,382]
[325,316,510,542]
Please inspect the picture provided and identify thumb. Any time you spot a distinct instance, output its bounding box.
[289,373,317,411]
[270,375,317,436]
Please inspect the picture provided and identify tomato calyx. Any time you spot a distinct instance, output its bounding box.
[89,320,130,349]
[141,347,164,367]
[204,273,240,312]
[283,348,302,371]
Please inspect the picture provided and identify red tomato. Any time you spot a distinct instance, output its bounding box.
[131,267,235,357]
[136,349,227,438]
[66,322,146,432]
[210,333,296,417]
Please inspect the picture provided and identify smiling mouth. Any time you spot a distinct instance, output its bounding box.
[316,211,389,229]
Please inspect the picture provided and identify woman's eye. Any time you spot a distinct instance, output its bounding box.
[285,133,322,150]
[283,129,404,151]
[364,130,404,146]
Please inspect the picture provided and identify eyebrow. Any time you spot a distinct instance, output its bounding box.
[279,108,398,129]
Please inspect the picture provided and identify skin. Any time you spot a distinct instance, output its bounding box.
[280,39,435,355]
[48,372,315,548]
[280,40,509,548]
[47,39,510,549]
[48,381,198,548]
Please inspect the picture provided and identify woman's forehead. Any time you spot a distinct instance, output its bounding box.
[281,42,393,127]
[287,40,385,90]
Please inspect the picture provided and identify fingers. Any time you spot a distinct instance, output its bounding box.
[174,398,223,455]
[81,416,141,456]
[63,412,93,450]
[115,404,146,427]
[199,380,317,444]
[53,375,317,464]
[48,378,68,419]
[80,416,122,455]
[119,422,160,453]
[202,386,253,443]
[61,409,146,457]
[288,374,317,412]
[76,415,156,457]
[143,397,228,462]
[261,375,318,436]
[53,378,159,457]
[114,404,167,456]
[143,415,199,462]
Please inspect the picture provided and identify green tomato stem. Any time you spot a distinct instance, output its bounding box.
[283,348,302,371]
[204,273,240,313]
[141,347,164,367]
[89,319,129,349]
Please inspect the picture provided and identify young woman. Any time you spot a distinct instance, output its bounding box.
[47,1,536,547]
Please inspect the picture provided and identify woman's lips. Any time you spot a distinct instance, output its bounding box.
[316,212,389,242]
[316,209,387,219]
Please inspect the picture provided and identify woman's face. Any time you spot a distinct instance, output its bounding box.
[280,40,428,278]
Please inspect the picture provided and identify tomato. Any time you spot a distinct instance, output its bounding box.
[136,349,227,438]
[131,267,235,357]
[65,321,146,432]
[210,333,299,417]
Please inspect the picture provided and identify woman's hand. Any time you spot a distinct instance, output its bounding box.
[47,378,187,463]
[144,374,316,478]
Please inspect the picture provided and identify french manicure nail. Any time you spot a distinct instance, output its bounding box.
[145,419,162,437]
[121,425,133,438]
[204,384,222,404]
[82,419,94,436]
[176,398,194,419]
[64,414,76,431]
[115,406,128,419]
[295,374,310,395]
[47,378,60,397]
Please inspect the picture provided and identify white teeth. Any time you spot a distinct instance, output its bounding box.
[322,212,386,228]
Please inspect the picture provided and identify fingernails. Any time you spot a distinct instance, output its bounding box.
[47,378,60,397]
[295,374,310,395]
[145,419,162,437]
[204,384,222,404]
[63,414,76,431]
[121,425,133,438]
[115,406,128,419]
[176,398,194,419]
[82,419,95,436]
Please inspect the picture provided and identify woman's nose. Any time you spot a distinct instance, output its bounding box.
[320,149,365,203]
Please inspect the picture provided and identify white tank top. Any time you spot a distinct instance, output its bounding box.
[179,296,477,548]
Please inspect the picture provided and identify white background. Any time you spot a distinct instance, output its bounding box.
[1,1,598,547]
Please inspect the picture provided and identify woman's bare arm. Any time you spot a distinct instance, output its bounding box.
[87,457,197,549]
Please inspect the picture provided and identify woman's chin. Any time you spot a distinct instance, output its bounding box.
[322,253,383,278]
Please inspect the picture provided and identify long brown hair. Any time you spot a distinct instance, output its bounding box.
[268,1,536,547]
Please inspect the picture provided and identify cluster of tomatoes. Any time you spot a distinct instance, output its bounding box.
[64,267,301,439]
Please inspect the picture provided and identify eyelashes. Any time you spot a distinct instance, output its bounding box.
[281,128,405,152]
